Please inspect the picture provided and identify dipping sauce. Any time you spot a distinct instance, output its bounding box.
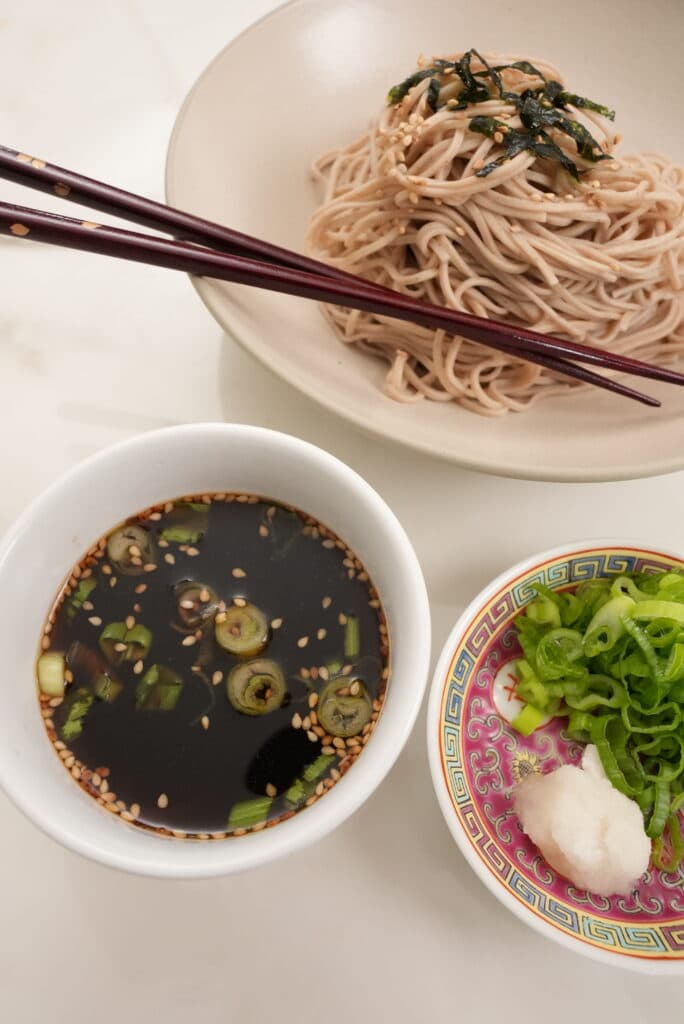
[36,494,389,838]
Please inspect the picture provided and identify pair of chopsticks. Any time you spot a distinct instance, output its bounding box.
[0,144,681,407]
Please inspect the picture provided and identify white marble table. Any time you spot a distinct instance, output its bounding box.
[1,2,682,1019]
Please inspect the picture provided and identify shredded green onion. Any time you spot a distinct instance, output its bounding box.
[344,616,360,660]
[513,569,684,868]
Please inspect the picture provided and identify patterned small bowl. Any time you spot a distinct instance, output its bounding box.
[427,541,684,973]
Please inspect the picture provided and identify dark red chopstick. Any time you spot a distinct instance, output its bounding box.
[0,143,682,390]
[0,144,352,284]
[0,200,659,407]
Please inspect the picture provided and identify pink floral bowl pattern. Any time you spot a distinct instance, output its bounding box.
[427,543,684,973]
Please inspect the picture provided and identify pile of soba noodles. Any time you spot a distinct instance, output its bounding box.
[307,52,684,415]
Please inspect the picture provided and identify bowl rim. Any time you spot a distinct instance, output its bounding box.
[426,537,684,974]
[0,423,431,877]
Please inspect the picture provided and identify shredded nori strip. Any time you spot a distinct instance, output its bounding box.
[426,77,441,112]
[387,49,615,178]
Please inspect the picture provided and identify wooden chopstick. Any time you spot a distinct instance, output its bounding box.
[0,200,659,407]
[0,143,682,391]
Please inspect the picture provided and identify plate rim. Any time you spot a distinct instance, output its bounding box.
[426,537,684,974]
[164,0,684,483]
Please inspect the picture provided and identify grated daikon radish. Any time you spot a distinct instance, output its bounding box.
[513,745,651,896]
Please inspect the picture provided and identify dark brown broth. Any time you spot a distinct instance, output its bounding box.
[37,495,389,838]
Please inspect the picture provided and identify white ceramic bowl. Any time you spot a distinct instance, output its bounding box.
[0,424,430,877]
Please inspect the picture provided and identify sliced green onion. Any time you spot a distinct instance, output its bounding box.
[284,778,311,808]
[662,643,684,683]
[93,673,123,703]
[583,595,635,658]
[227,659,285,716]
[159,502,209,545]
[302,754,336,782]
[646,776,671,838]
[160,526,203,544]
[125,625,152,660]
[590,715,638,797]
[563,675,626,711]
[60,688,94,741]
[227,796,272,830]
[526,596,561,629]
[565,709,594,742]
[514,659,550,710]
[135,665,183,711]
[653,812,684,872]
[633,600,684,625]
[534,628,585,681]
[215,604,269,658]
[100,622,152,663]
[610,575,651,603]
[37,652,66,697]
[67,577,97,618]
[510,703,546,736]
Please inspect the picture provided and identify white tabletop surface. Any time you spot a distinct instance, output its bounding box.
[2,1,683,1019]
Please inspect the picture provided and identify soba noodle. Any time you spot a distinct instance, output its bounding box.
[307,53,684,415]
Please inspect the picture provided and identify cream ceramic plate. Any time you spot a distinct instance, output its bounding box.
[166,0,684,481]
